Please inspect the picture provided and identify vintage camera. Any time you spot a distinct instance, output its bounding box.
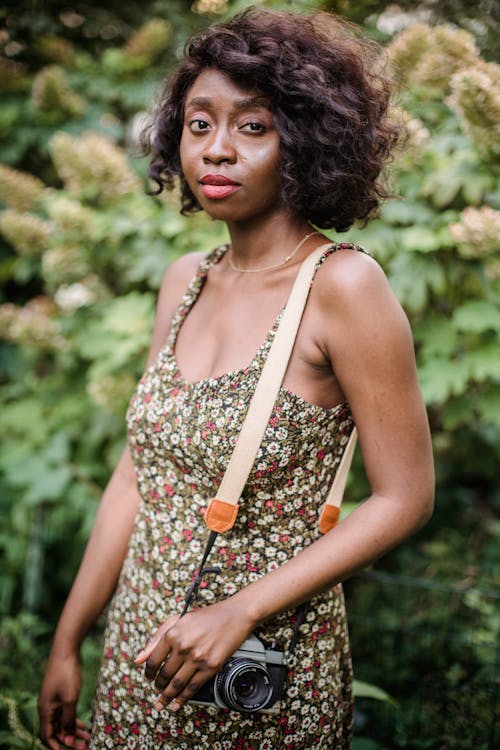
[190,635,288,714]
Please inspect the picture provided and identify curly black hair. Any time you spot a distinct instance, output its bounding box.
[144,7,400,232]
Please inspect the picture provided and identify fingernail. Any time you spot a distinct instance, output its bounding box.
[64,736,74,746]
[135,650,145,662]
[171,700,181,712]
[154,700,164,711]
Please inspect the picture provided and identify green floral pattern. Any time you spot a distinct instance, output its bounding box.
[90,244,357,749]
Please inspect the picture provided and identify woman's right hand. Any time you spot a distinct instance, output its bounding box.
[38,650,91,750]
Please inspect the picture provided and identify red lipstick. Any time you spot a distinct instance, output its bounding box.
[200,174,241,199]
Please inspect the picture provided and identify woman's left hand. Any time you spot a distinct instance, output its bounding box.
[135,598,255,712]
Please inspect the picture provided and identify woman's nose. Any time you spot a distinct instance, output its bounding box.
[202,127,237,164]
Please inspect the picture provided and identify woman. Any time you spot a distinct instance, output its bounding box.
[38,8,434,750]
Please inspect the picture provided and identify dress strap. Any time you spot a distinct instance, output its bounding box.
[197,243,230,277]
[312,240,367,278]
[166,244,229,353]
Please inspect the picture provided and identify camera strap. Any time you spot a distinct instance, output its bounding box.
[182,527,308,656]
[181,528,219,616]
[204,242,357,535]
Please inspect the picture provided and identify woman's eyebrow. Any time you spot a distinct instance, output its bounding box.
[185,95,271,111]
[234,96,271,110]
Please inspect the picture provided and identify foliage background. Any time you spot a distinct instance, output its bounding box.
[0,1,499,748]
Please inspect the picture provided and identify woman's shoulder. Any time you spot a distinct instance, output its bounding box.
[159,244,228,293]
[153,251,206,334]
[160,250,206,290]
[156,249,208,307]
[313,242,409,330]
[316,243,388,298]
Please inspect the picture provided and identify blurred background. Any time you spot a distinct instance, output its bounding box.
[0,1,498,748]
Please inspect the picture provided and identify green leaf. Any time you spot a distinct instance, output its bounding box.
[422,167,462,208]
[400,226,442,253]
[0,103,21,133]
[465,341,500,381]
[5,453,72,504]
[418,357,470,404]
[24,464,73,505]
[43,431,71,465]
[476,384,500,428]
[389,253,446,312]
[442,394,475,430]
[353,679,396,704]
[389,253,427,312]
[159,215,190,238]
[74,292,154,372]
[461,172,495,205]
[125,238,178,288]
[98,292,155,337]
[380,201,434,227]
[0,399,47,439]
[453,301,500,334]
[415,315,457,358]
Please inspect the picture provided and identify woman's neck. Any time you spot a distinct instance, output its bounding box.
[226,214,317,272]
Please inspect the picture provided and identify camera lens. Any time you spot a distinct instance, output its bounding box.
[215,658,273,713]
[233,672,257,698]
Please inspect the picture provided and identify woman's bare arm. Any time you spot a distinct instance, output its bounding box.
[48,448,141,657]
[45,251,204,653]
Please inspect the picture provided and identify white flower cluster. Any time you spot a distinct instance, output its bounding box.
[391,106,430,170]
[123,19,171,63]
[34,35,76,66]
[377,5,432,35]
[388,23,478,95]
[192,0,228,15]
[42,244,91,286]
[448,62,500,160]
[450,206,500,260]
[31,65,86,117]
[0,209,53,257]
[0,296,65,350]
[45,194,96,236]
[49,131,141,203]
[0,164,45,211]
[54,281,96,311]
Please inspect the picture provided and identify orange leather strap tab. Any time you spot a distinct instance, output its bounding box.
[318,504,340,534]
[204,498,239,533]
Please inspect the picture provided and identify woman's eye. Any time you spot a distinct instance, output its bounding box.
[188,119,210,132]
[240,122,266,133]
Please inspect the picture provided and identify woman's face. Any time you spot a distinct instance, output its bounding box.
[179,68,282,225]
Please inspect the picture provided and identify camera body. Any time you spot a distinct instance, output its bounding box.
[190,635,288,714]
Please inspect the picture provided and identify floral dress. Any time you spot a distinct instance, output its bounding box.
[90,244,356,749]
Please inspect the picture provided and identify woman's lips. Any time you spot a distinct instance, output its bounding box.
[201,184,241,199]
[200,174,241,200]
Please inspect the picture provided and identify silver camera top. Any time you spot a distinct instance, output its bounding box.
[234,635,288,667]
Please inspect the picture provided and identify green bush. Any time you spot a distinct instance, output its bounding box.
[0,5,498,749]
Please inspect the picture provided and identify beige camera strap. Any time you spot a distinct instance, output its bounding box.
[204,242,357,535]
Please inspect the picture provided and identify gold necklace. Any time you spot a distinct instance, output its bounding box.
[228,231,321,273]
